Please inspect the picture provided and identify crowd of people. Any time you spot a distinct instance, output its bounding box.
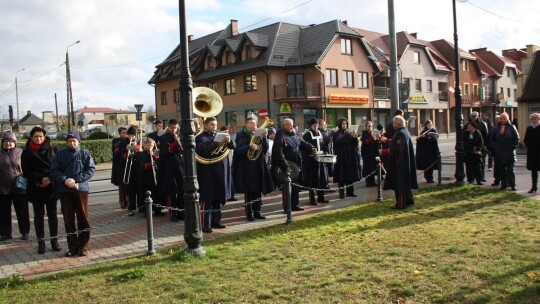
[3,109,537,257]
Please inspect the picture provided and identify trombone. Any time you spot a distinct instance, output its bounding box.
[123,128,143,184]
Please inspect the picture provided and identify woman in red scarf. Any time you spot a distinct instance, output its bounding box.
[21,127,61,254]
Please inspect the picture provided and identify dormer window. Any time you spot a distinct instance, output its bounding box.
[225,51,232,64]
[341,38,352,55]
[207,56,214,69]
[246,45,253,60]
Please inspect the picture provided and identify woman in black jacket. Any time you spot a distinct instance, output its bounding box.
[21,127,61,254]
[524,113,540,193]
[464,122,484,185]
[332,118,361,198]
[415,120,440,183]
[360,121,379,187]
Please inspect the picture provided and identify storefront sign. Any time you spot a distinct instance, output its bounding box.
[279,102,292,114]
[407,96,428,103]
[328,94,369,104]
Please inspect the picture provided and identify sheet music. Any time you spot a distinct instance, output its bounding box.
[348,125,359,133]
[372,129,380,137]
[214,132,228,142]
[253,128,266,137]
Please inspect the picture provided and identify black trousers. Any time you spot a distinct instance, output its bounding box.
[465,154,482,183]
[281,184,300,210]
[0,194,30,237]
[31,196,59,239]
[245,191,262,216]
[497,162,515,188]
[202,200,222,228]
[338,181,355,197]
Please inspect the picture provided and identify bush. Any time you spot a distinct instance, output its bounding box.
[48,139,112,165]
[88,131,109,140]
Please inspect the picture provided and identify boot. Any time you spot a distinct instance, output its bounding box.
[309,191,318,205]
[339,188,345,199]
[38,240,46,254]
[529,171,538,193]
[51,238,61,252]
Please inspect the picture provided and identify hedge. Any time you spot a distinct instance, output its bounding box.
[18,139,112,165]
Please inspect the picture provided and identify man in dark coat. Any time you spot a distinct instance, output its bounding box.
[302,118,330,204]
[490,112,519,191]
[272,118,316,211]
[468,111,488,181]
[196,117,235,233]
[464,122,484,185]
[415,120,439,183]
[112,127,128,208]
[233,116,275,221]
[157,119,185,221]
[524,113,540,193]
[380,116,418,209]
[360,121,380,187]
[123,126,146,214]
[380,109,404,180]
[332,117,361,198]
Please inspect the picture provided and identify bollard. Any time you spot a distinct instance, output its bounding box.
[376,156,383,201]
[284,172,293,224]
[145,191,155,256]
[437,153,442,185]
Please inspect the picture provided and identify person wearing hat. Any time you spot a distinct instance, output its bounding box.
[468,111,488,181]
[489,112,519,191]
[464,122,484,185]
[332,117,361,199]
[50,131,95,257]
[0,131,30,242]
[302,118,330,204]
[233,116,275,221]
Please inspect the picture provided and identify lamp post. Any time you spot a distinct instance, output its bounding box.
[178,0,205,256]
[452,0,468,185]
[15,68,25,135]
[66,40,80,131]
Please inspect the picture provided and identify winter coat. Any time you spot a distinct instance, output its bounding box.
[302,129,329,189]
[50,146,95,193]
[360,130,379,177]
[157,132,184,196]
[524,125,540,171]
[490,122,519,164]
[464,129,483,161]
[0,147,24,195]
[332,129,361,183]
[383,127,418,193]
[415,128,440,171]
[21,138,56,202]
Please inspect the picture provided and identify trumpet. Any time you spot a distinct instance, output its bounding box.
[123,128,143,184]
[247,117,274,161]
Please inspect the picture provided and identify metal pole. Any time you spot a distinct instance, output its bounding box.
[284,173,293,224]
[145,191,155,256]
[387,0,399,114]
[376,156,383,201]
[15,68,24,135]
[55,93,60,132]
[437,153,442,185]
[178,0,205,257]
[66,41,80,132]
[453,0,466,185]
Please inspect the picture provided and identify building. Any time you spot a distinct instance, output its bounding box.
[517,45,540,145]
[13,111,45,133]
[74,106,147,129]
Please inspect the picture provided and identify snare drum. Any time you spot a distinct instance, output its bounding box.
[315,154,337,164]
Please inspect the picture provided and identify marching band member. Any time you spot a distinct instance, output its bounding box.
[112,127,128,208]
[157,119,185,222]
[302,118,330,205]
[123,126,145,214]
[139,138,163,216]
[147,119,164,146]
[332,118,361,198]
[272,118,316,211]
[196,117,235,233]
[360,121,380,187]
[233,116,275,221]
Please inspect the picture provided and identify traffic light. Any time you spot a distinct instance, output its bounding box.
[8,105,13,125]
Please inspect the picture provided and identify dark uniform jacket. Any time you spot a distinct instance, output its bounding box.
[415,128,440,171]
[490,122,519,164]
[524,125,540,171]
[233,128,275,194]
[332,129,361,183]
[21,138,56,202]
[382,127,418,193]
[111,137,124,186]
[271,130,314,181]
[196,131,236,202]
[302,129,329,189]
[360,130,380,177]
[157,132,184,197]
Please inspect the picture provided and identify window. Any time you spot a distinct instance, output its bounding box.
[464,83,470,95]
[343,70,354,87]
[414,79,422,91]
[413,51,420,64]
[500,87,504,98]
[207,56,213,69]
[225,111,237,127]
[244,74,257,92]
[341,38,352,55]
[473,84,478,96]
[462,59,469,71]
[403,78,410,89]
[225,51,233,65]
[507,88,511,98]
[426,80,432,92]
[507,67,511,77]
[173,89,180,103]
[325,69,338,86]
[225,78,236,95]
[245,45,253,60]
[208,82,217,90]
[358,72,368,88]
[160,91,167,105]
[287,74,304,97]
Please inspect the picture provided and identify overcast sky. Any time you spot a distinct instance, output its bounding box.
[0,0,538,119]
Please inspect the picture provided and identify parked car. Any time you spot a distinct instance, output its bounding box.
[47,131,58,140]
[80,131,91,140]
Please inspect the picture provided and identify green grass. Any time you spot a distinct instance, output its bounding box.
[1,185,539,303]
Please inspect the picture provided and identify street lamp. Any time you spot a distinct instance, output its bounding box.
[452,0,468,185]
[178,0,205,256]
[66,40,80,131]
[15,68,25,135]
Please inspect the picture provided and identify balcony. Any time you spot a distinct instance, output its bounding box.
[374,86,390,99]
[273,82,321,100]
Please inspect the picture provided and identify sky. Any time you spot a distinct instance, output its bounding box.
[0,0,538,120]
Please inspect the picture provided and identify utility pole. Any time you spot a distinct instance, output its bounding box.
[387,0,399,114]
[66,40,80,131]
[55,93,60,132]
[15,68,25,135]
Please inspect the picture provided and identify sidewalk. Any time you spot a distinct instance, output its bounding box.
[1,153,537,280]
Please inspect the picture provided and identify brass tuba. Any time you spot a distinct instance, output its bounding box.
[192,87,230,165]
[247,117,274,161]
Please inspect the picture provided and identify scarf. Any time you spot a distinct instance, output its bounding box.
[29,140,43,152]
[500,124,506,135]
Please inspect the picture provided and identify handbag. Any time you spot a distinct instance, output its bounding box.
[15,175,27,191]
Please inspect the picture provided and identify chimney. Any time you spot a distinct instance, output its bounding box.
[470,47,487,53]
[342,20,348,25]
[231,19,238,36]
[27,110,31,115]
[410,32,417,39]
[188,35,194,42]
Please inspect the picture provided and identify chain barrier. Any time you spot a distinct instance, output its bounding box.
[415,158,441,176]
[291,168,379,193]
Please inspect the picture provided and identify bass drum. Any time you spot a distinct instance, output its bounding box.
[275,160,300,184]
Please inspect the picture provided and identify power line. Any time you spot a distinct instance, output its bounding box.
[71,54,167,69]
[18,63,65,83]
[465,1,540,25]
[239,0,316,31]
[0,82,15,98]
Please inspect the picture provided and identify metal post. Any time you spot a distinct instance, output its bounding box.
[376,156,383,201]
[387,0,399,114]
[15,68,25,135]
[66,41,80,132]
[452,0,466,185]
[54,93,60,132]
[437,153,442,185]
[145,191,155,256]
[284,173,293,224]
[178,0,205,257]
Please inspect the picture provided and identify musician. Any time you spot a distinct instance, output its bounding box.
[157,119,185,222]
[139,138,163,216]
[272,118,316,211]
[415,120,440,183]
[122,126,145,214]
[360,121,380,187]
[233,117,275,221]
[112,127,128,208]
[196,117,235,233]
[332,118,361,198]
[302,118,330,204]
[379,116,418,209]
[147,120,164,146]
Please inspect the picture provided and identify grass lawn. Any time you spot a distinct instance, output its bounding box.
[1,185,539,303]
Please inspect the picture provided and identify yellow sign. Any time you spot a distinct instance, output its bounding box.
[407,96,428,103]
[328,94,369,104]
[279,102,292,114]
